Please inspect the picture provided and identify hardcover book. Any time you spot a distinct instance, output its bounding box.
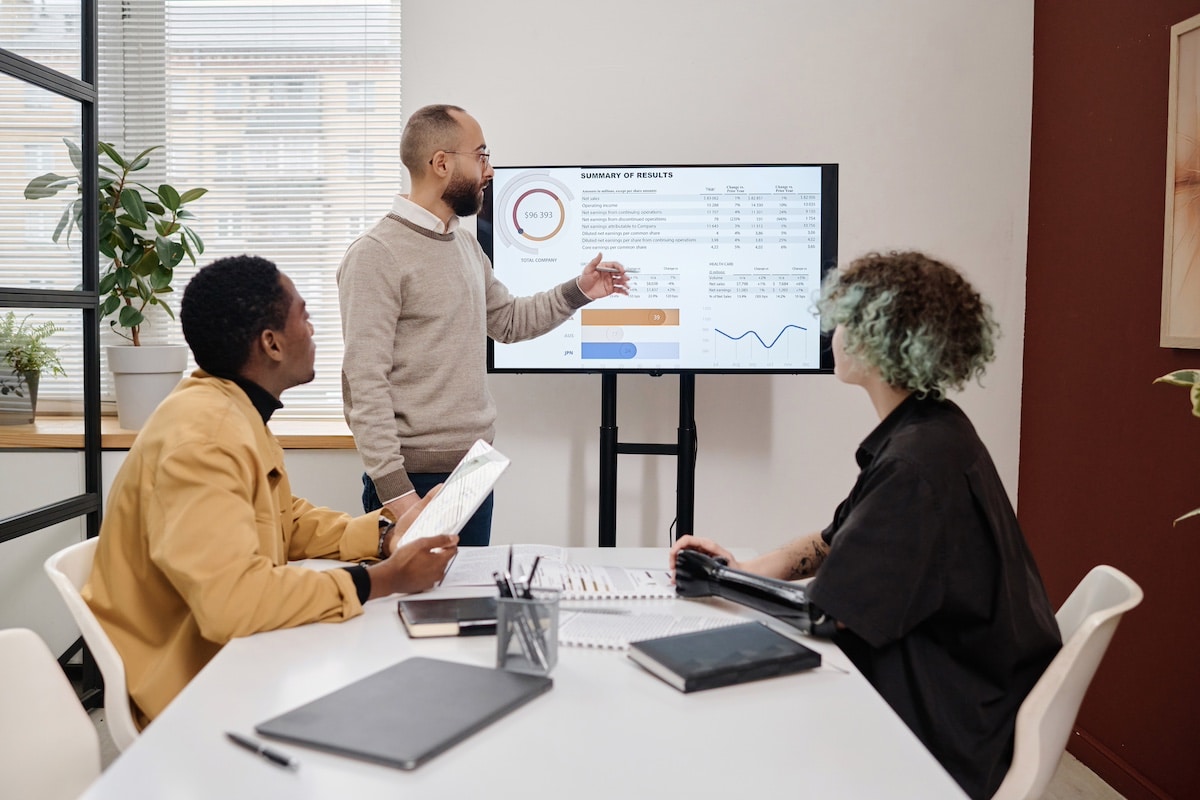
[397,596,497,638]
[627,621,821,693]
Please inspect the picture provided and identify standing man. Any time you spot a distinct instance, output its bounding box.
[338,104,629,545]
[85,255,457,727]
[670,251,1061,800]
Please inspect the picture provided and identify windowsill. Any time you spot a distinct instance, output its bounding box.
[0,416,356,451]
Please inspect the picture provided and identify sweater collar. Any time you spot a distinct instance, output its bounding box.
[391,193,460,234]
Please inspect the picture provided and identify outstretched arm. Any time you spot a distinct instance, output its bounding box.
[745,532,830,581]
[576,252,631,299]
[669,531,828,581]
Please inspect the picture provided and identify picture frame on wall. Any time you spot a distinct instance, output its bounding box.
[1163,11,1200,348]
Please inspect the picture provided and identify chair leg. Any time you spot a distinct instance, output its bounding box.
[80,643,104,710]
[57,636,105,710]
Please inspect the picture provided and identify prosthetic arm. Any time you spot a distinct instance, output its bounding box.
[673,549,838,637]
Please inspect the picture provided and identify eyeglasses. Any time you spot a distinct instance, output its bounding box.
[430,149,491,166]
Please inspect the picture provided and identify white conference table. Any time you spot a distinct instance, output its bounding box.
[82,548,966,799]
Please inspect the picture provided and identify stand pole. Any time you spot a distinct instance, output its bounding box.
[597,373,697,546]
[598,374,619,547]
[676,373,696,537]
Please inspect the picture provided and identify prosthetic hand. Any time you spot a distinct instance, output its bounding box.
[674,549,838,637]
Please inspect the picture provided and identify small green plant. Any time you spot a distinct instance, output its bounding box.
[0,312,66,398]
[24,138,207,346]
[1155,368,1200,524]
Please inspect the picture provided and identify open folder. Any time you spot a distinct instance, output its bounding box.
[396,439,510,547]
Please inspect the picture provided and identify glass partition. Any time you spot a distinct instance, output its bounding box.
[0,0,83,80]
[0,73,85,292]
[0,305,84,417]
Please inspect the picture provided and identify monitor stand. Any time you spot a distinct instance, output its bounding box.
[597,372,696,546]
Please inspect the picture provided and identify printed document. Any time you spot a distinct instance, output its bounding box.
[397,440,510,546]
[438,545,675,599]
[439,545,567,587]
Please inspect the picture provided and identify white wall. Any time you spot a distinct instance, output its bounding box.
[2,2,1037,650]
[400,0,1035,551]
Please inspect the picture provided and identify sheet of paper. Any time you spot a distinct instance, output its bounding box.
[397,440,510,546]
[531,561,676,599]
[439,544,567,587]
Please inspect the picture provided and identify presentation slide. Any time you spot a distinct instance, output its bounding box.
[484,164,837,373]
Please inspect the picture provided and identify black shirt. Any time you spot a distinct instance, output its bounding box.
[229,375,282,424]
[806,395,1061,800]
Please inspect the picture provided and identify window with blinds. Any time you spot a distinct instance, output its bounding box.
[1,0,403,417]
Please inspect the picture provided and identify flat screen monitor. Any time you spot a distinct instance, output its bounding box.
[482,164,837,374]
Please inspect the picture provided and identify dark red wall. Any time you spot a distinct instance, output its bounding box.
[1023,3,1200,798]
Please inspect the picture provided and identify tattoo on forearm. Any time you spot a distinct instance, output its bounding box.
[787,538,829,581]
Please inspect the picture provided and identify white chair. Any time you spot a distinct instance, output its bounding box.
[44,538,141,752]
[992,565,1143,800]
[0,627,101,799]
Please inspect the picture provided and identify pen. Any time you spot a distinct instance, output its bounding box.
[495,570,539,664]
[502,568,549,670]
[526,555,542,592]
[595,265,623,273]
[226,732,299,771]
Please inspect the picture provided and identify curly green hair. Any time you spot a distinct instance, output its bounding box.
[816,251,999,399]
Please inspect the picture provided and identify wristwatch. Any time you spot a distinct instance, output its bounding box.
[377,516,394,560]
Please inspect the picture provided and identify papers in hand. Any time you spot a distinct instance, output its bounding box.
[396,440,510,547]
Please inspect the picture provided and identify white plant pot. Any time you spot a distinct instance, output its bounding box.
[107,344,189,430]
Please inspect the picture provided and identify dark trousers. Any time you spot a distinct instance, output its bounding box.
[361,472,493,547]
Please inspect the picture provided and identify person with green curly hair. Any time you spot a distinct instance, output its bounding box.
[671,251,1061,800]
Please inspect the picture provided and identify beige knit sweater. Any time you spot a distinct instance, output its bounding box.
[337,213,590,501]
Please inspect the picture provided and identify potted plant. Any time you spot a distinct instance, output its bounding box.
[25,139,207,428]
[1155,369,1200,524]
[0,312,66,425]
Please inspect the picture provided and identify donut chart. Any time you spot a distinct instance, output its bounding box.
[495,170,575,254]
[511,188,565,241]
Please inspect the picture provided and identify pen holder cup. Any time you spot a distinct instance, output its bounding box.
[496,589,561,676]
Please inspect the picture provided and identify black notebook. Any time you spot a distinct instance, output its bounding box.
[627,621,821,693]
[398,596,497,638]
[255,657,552,770]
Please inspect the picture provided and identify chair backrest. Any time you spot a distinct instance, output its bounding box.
[0,627,101,799]
[992,565,1143,800]
[44,538,141,752]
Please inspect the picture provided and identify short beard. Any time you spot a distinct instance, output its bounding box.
[443,172,483,217]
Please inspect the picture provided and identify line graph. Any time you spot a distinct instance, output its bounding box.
[714,323,808,349]
[711,322,811,368]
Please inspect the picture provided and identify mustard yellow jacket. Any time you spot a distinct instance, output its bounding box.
[84,371,383,727]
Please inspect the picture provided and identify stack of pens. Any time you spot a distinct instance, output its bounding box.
[494,549,557,674]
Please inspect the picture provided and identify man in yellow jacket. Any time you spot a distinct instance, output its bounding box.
[84,254,458,728]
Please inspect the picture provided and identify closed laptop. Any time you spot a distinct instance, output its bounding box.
[256,656,552,770]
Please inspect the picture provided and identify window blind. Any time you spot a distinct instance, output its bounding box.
[3,0,403,417]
